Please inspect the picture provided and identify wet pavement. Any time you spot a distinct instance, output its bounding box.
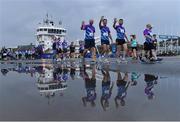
[0,59,180,121]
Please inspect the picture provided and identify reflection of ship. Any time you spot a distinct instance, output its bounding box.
[36,65,68,96]
[37,81,67,95]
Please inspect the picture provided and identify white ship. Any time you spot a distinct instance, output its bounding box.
[36,14,67,53]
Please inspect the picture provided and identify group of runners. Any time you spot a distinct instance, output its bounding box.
[52,38,76,61]
[80,16,160,62]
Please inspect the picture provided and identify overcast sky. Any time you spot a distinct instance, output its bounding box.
[0,0,180,47]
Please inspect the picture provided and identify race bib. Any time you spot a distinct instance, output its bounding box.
[89,32,93,36]
[120,28,125,33]
[103,32,108,37]
[104,90,109,94]
[90,90,95,94]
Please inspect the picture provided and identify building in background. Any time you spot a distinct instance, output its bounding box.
[157,35,180,56]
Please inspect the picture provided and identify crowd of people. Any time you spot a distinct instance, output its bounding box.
[0,45,44,61]
[51,38,77,61]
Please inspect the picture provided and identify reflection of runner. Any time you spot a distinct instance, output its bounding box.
[81,19,96,62]
[70,61,76,80]
[100,67,114,111]
[144,74,158,100]
[82,64,96,107]
[131,72,141,86]
[115,72,130,108]
[62,68,69,81]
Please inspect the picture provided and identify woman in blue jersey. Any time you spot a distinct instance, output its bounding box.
[130,35,138,59]
[99,16,113,58]
[113,18,129,61]
[81,19,96,62]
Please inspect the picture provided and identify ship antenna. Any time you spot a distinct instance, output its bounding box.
[46,13,49,19]
[59,20,62,25]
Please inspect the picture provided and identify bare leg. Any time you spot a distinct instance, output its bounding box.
[123,43,128,59]
[101,44,107,56]
[91,47,96,61]
[106,45,110,57]
[151,49,157,60]
[133,49,137,58]
[116,45,121,58]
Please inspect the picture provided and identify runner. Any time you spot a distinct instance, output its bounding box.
[99,16,113,59]
[57,37,62,61]
[62,39,68,60]
[52,38,57,62]
[69,42,76,58]
[130,34,138,59]
[152,34,158,51]
[113,18,129,61]
[100,66,114,111]
[81,19,96,62]
[79,41,84,58]
[142,24,157,61]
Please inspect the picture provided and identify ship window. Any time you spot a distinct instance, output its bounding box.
[40,29,43,31]
[48,29,53,33]
[52,29,55,33]
[54,29,56,34]
[44,29,47,31]
[62,30,66,33]
[58,30,62,34]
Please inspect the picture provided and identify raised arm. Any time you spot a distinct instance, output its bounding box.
[81,21,86,30]
[125,33,129,43]
[109,33,113,43]
[99,16,104,29]
[110,81,114,93]
[113,18,117,29]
